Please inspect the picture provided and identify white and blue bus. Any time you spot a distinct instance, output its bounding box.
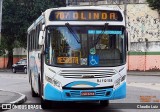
[27,6,127,109]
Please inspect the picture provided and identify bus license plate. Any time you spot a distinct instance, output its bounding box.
[81,91,95,96]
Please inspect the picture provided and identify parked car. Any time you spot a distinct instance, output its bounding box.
[12,59,27,74]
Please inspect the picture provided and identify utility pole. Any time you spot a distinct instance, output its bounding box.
[124,0,127,28]
[66,0,68,6]
[0,0,3,44]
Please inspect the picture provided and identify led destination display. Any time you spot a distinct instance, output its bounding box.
[49,10,123,21]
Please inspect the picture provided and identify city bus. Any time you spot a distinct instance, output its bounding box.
[27,6,127,109]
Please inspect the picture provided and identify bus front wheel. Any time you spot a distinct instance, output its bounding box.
[41,98,52,109]
[100,100,109,107]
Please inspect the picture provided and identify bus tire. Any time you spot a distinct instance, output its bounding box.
[100,100,109,107]
[30,76,38,97]
[38,75,42,97]
[29,70,31,83]
[24,68,27,74]
[38,74,51,109]
[41,98,52,109]
[12,68,16,73]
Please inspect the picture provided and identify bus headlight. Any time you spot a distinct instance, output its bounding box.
[45,76,61,88]
[114,75,126,88]
[52,79,61,87]
[114,78,121,88]
[121,75,126,82]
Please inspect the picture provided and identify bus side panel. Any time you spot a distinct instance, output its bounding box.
[29,51,41,94]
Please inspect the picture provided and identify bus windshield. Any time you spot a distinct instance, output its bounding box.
[45,25,126,67]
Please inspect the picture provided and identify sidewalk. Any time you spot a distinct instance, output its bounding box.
[128,71,160,76]
[0,90,27,111]
[0,69,12,72]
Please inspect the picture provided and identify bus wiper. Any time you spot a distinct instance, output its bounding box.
[65,23,80,43]
[92,23,109,48]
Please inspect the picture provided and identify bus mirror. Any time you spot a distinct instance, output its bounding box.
[39,31,44,45]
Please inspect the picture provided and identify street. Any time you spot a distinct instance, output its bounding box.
[0,72,160,112]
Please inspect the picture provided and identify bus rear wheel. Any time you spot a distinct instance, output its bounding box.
[12,68,16,73]
[100,100,109,107]
[24,68,27,74]
[30,77,38,97]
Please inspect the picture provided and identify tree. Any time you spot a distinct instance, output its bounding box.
[2,0,65,68]
[147,0,160,16]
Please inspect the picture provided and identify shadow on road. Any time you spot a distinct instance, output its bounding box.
[44,102,123,112]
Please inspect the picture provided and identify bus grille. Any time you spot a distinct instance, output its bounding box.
[60,69,116,78]
[68,89,110,97]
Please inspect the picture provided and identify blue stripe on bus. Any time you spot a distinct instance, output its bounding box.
[44,83,62,101]
[112,82,126,99]
[64,81,99,88]
[44,82,126,101]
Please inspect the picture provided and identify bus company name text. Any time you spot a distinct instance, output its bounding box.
[1,104,42,110]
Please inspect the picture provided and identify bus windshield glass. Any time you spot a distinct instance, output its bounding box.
[45,25,126,67]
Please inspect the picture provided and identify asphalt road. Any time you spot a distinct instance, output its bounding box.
[0,72,160,112]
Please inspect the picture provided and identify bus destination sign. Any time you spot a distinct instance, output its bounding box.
[49,10,123,21]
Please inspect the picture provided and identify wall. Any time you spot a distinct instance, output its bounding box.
[127,4,160,43]
[127,4,160,71]
[0,48,27,68]
[100,3,160,71]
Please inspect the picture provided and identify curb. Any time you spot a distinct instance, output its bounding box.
[0,90,27,111]
[128,73,160,76]
[128,75,160,76]
[0,69,12,72]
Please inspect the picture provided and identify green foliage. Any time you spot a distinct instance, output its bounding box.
[2,0,65,68]
[147,0,160,15]
[0,45,5,56]
[2,0,65,49]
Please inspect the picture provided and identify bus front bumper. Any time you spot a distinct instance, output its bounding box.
[44,82,126,101]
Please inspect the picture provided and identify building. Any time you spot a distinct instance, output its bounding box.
[0,48,27,68]
[66,0,146,5]
[66,0,160,71]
